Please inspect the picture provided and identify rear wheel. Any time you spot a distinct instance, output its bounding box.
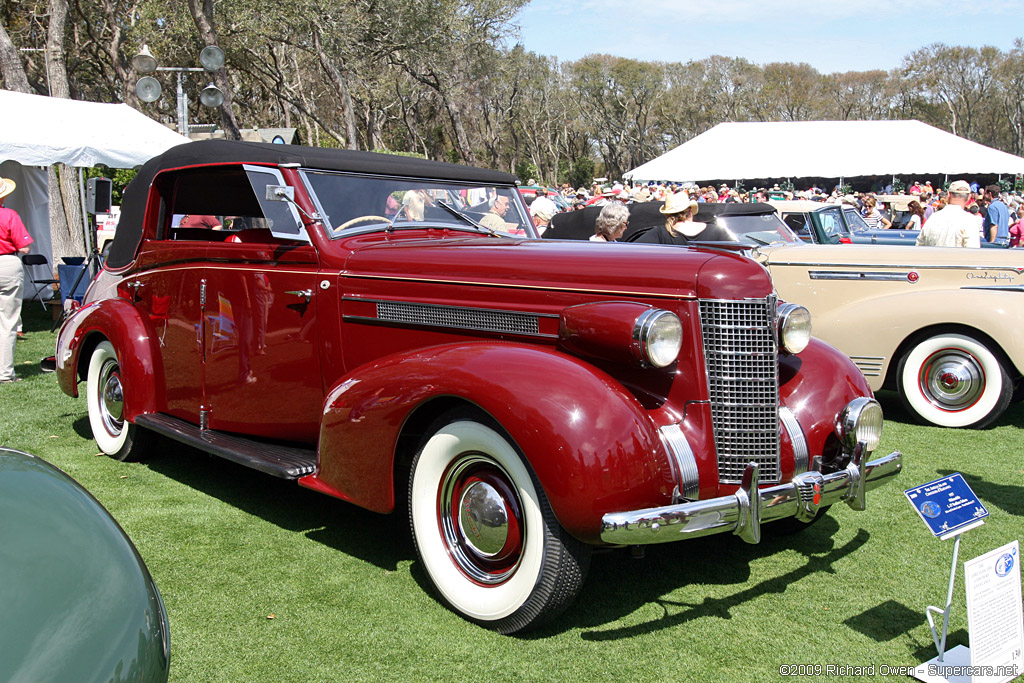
[897,333,1012,428]
[87,341,153,461]
[408,414,590,634]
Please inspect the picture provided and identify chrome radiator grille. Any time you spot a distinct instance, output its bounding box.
[698,297,780,484]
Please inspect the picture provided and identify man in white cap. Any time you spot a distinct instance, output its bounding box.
[0,177,33,382]
[531,203,554,236]
[916,180,981,248]
[529,188,557,226]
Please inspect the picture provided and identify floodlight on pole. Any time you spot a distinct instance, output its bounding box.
[132,44,157,74]
[200,83,224,108]
[131,45,227,136]
[199,45,225,72]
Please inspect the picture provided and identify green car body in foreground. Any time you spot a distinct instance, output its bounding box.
[0,447,169,682]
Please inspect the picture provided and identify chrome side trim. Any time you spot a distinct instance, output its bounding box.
[659,425,699,500]
[961,285,1024,292]
[778,407,808,474]
[773,261,1024,272]
[600,450,902,545]
[809,270,914,281]
[850,355,885,377]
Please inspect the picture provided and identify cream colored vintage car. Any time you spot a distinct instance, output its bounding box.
[756,244,1024,428]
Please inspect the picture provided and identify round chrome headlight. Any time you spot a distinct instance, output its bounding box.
[633,309,682,368]
[777,302,812,354]
[836,397,883,451]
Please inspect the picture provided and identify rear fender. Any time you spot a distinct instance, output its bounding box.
[55,299,163,420]
[305,342,670,543]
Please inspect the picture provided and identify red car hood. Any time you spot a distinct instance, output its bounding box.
[343,237,773,301]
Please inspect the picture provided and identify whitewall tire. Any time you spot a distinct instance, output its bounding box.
[897,333,1012,429]
[87,341,152,460]
[408,414,590,634]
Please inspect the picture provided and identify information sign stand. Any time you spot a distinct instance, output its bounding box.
[905,473,989,683]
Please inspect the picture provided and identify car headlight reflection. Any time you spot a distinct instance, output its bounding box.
[836,397,883,452]
[777,302,812,354]
[633,309,682,368]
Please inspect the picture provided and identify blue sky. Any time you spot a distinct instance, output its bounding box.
[513,1,1023,74]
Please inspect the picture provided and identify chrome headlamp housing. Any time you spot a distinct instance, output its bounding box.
[776,302,812,354]
[836,397,883,452]
[633,309,683,368]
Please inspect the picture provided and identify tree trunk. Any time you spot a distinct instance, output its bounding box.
[46,0,86,260]
[0,24,32,93]
[187,0,242,140]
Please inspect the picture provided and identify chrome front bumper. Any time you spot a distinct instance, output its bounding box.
[600,443,902,545]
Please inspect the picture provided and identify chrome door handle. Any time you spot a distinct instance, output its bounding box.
[285,289,313,303]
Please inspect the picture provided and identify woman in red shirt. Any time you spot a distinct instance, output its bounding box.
[0,177,33,383]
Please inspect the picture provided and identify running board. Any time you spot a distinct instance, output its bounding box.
[135,413,317,479]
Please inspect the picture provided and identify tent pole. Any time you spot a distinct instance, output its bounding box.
[77,168,92,259]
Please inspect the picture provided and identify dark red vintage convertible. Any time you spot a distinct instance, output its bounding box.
[52,140,901,633]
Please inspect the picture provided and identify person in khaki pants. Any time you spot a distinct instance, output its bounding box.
[0,177,33,383]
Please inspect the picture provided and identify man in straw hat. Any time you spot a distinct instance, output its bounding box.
[0,177,33,382]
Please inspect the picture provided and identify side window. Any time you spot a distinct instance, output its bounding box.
[242,165,307,242]
[153,165,306,243]
[783,213,809,235]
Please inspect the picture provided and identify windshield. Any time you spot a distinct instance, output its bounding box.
[300,170,534,238]
[844,208,872,233]
[715,213,801,245]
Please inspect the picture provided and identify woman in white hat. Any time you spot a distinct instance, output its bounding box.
[634,191,708,244]
[0,177,33,382]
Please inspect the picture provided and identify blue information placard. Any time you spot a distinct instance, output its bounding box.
[905,473,988,539]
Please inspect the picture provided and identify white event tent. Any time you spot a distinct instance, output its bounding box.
[625,120,1024,183]
[0,89,189,300]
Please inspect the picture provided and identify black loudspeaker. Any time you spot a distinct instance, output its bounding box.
[87,177,112,214]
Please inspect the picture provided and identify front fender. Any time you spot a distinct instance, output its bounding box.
[54,299,164,420]
[307,342,670,543]
[780,337,873,459]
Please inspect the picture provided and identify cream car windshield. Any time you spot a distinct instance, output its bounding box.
[300,170,533,238]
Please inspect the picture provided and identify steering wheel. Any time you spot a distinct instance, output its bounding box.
[333,215,390,233]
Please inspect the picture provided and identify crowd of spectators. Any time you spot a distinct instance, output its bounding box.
[533,178,1024,247]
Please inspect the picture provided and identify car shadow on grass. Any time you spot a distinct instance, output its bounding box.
[132,436,412,572]
[936,469,1023,517]
[519,516,873,639]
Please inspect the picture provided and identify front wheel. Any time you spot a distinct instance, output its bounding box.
[408,415,590,634]
[897,333,1012,428]
[87,341,153,461]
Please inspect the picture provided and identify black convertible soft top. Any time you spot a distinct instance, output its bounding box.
[544,201,777,242]
[107,140,518,268]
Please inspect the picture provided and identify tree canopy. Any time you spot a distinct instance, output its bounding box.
[2,1,1023,186]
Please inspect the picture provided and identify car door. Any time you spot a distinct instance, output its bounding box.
[128,238,208,423]
[200,166,324,444]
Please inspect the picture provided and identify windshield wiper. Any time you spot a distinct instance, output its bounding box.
[437,200,502,237]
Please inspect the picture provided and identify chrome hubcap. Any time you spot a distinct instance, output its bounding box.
[458,481,509,557]
[439,455,523,585]
[99,360,124,435]
[920,349,984,411]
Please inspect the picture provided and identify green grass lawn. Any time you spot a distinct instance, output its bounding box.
[3,304,1023,682]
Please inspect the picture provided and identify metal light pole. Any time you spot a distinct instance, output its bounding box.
[133,45,225,136]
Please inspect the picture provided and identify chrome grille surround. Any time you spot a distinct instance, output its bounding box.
[699,296,781,484]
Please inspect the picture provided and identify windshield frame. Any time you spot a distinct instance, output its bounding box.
[297,169,536,239]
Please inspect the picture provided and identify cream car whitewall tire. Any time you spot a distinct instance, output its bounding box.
[897,333,1012,429]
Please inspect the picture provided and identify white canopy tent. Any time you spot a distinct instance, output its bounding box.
[625,120,1024,182]
[0,89,189,303]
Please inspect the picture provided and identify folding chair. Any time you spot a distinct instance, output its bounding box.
[21,253,59,308]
